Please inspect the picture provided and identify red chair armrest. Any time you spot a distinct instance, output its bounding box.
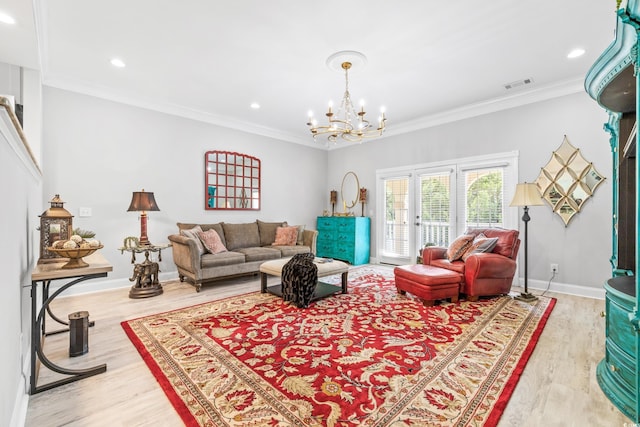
[464,252,517,283]
[422,246,447,265]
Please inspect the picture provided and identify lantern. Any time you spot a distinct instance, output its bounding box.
[39,194,74,263]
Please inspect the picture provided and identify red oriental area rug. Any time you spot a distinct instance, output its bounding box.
[122,266,555,427]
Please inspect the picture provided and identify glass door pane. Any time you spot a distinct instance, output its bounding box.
[380,176,410,263]
[418,172,452,248]
[463,168,504,229]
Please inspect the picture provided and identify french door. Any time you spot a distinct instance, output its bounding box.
[377,152,518,265]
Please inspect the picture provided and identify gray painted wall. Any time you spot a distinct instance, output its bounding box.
[41,87,328,292]
[328,91,612,295]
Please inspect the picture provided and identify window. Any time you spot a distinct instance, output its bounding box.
[377,152,518,265]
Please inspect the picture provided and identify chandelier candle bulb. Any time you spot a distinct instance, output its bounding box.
[307,51,387,144]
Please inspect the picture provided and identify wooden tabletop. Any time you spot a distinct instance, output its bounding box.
[31,252,113,282]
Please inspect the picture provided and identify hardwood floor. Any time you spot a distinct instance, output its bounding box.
[24,267,631,427]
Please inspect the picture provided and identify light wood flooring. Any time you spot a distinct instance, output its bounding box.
[24,266,632,427]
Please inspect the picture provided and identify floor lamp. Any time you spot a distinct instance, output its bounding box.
[509,182,544,302]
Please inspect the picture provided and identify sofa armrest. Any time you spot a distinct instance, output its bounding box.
[303,229,318,255]
[422,246,447,265]
[464,252,517,283]
[168,234,201,275]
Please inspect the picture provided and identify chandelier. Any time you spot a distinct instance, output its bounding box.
[307,52,386,144]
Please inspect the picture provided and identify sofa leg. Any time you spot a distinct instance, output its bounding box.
[467,295,479,302]
[422,299,435,307]
[397,289,406,295]
[451,295,459,303]
[179,274,185,282]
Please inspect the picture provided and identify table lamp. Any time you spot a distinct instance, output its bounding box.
[127,189,160,246]
[509,182,544,302]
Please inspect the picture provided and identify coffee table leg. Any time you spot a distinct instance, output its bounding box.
[341,272,348,293]
[260,272,267,293]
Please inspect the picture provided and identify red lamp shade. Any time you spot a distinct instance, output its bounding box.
[127,190,160,246]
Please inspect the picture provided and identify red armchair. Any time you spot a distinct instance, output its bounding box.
[422,227,520,301]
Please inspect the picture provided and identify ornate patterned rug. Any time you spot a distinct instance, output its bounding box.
[122,266,555,426]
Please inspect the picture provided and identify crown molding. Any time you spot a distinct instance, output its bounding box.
[42,74,585,151]
[385,77,586,139]
[41,74,325,149]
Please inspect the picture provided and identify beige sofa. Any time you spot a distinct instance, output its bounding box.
[168,220,317,292]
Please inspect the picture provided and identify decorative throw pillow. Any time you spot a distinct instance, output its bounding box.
[272,226,298,246]
[257,220,287,246]
[294,224,305,245]
[180,225,206,256]
[461,233,499,261]
[446,234,475,262]
[197,229,227,254]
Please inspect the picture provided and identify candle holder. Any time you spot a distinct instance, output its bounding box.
[359,187,367,217]
[330,190,338,216]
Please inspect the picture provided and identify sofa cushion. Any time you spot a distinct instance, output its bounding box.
[277,245,311,257]
[446,234,474,262]
[235,247,281,262]
[180,225,206,256]
[200,251,246,268]
[273,226,298,246]
[178,222,226,248]
[293,225,306,245]
[431,258,466,274]
[222,222,260,251]
[198,229,227,254]
[461,233,499,261]
[257,220,287,246]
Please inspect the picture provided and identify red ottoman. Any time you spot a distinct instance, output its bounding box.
[394,264,462,306]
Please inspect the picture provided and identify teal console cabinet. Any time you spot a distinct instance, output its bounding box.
[585,1,640,422]
[316,216,370,265]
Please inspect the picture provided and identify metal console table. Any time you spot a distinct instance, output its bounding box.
[30,252,112,394]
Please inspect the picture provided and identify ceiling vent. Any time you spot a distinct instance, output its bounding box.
[504,78,534,90]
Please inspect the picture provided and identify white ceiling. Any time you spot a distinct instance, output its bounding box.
[0,1,618,148]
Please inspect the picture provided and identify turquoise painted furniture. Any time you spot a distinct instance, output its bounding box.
[316,216,370,265]
[585,1,640,422]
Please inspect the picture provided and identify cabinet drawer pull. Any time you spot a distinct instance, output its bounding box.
[609,364,618,373]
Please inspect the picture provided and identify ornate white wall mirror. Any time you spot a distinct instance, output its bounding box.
[535,135,605,226]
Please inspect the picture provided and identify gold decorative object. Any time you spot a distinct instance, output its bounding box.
[307,51,386,144]
[46,245,104,269]
[360,187,367,217]
[330,190,338,215]
[38,194,74,263]
[341,171,360,211]
[535,135,605,226]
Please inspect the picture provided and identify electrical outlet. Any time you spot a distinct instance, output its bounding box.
[550,263,559,273]
[78,207,92,217]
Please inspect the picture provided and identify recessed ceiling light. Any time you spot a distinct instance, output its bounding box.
[0,11,16,25]
[250,102,260,109]
[567,48,585,59]
[110,58,126,68]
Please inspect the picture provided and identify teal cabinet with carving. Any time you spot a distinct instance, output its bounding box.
[585,1,640,422]
[316,216,370,265]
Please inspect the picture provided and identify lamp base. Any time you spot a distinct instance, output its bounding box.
[514,292,538,302]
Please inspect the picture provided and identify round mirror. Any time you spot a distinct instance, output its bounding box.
[341,171,360,209]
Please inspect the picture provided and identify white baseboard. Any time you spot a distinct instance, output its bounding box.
[515,277,605,300]
[10,378,28,427]
[51,271,178,298]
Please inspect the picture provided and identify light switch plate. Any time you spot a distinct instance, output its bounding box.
[78,207,92,217]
